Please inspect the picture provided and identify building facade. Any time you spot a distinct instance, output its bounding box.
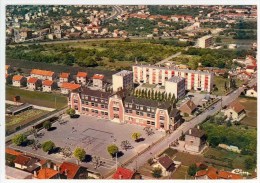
[30,69,55,81]
[197,35,213,48]
[165,76,186,99]
[133,65,214,92]
[112,70,133,92]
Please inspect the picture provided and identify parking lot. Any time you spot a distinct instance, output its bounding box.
[10,115,164,176]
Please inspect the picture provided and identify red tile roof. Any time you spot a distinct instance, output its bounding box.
[13,155,31,166]
[42,80,54,86]
[60,72,70,78]
[5,148,23,156]
[27,77,38,84]
[112,167,134,179]
[246,65,257,70]
[60,82,81,90]
[12,75,24,81]
[31,69,54,77]
[196,166,243,179]
[93,74,104,80]
[37,168,59,179]
[77,72,87,78]
[218,170,242,179]
[228,101,245,113]
[59,162,80,179]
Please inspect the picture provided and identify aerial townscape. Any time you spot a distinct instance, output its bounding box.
[4,5,257,180]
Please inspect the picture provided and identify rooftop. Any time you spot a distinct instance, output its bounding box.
[31,69,54,77]
[6,166,32,179]
[61,82,81,90]
[167,76,185,83]
[77,72,88,78]
[42,80,54,86]
[185,127,205,138]
[36,168,59,179]
[112,167,134,179]
[59,162,80,179]
[114,70,133,76]
[93,74,105,80]
[12,75,24,81]
[27,77,38,84]
[60,72,70,78]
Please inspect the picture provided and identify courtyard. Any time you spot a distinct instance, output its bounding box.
[9,115,164,176]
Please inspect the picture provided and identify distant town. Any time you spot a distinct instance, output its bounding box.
[5,5,257,180]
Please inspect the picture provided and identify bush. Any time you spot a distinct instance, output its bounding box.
[188,164,198,176]
[147,158,154,165]
[73,147,86,162]
[244,157,254,170]
[152,167,162,178]
[42,140,55,153]
[66,108,76,117]
[12,134,27,146]
[43,121,52,130]
[132,132,141,142]
[107,144,119,157]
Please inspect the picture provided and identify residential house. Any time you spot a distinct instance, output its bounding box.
[42,80,56,92]
[12,75,27,87]
[35,168,59,179]
[236,71,251,81]
[179,100,197,115]
[92,74,105,89]
[59,162,87,179]
[152,155,176,176]
[59,72,70,83]
[245,65,257,74]
[27,77,41,90]
[195,166,243,179]
[30,69,55,81]
[13,155,40,173]
[60,82,81,94]
[6,166,33,179]
[224,101,246,121]
[112,167,134,179]
[76,72,88,85]
[184,127,207,153]
[245,85,257,98]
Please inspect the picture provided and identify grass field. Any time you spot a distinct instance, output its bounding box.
[170,165,189,179]
[6,86,67,109]
[238,97,257,127]
[6,108,48,133]
[173,151,205,166]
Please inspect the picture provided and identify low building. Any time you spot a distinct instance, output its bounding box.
[112,70,133,92]
[152,155,176,176]
[184,127,206,153]
[76,72,88,85]
[245,85,257,98]
[60,82,81,94]
[224,101,246,121]
[179,100,197,115]
[14,155,40,172]
[30,69,55,81]
[197,35,213,48]
[165,76,185,99]
[245,65,257,74]
[42,80,56,92]
[27,77,41,90]
[59,72,70,83]
[112,167,134,179]
[12,75,27,87]
[92,74,105,89]
[6,166,33,179]
[59,162,87,179]
[35,168,59,179]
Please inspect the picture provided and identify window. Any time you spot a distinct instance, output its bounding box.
[129,104,132,108]
[160,116,165,120]
[140,106,143,110]
[86,101,89,105]
[91,97,94,101]
[95,110,98,114]
[101,99,104,103]
[151,108,155,112]
[95,98,98,102]
[73,100,78,103]
[105,112,108,116]
[136,105,139,109]
[147,121,151,125]
[151,114,155,118]
[91,109,95,113]
[113,107,119,111]
[94,103,98,107]
[147,107,150,112]
[101,111,105,115]
[101,104,105,108]
[91,102,95,107]
[147,113,151,117]
[74,106,78,110]
[136,111,140,116]
[105,100,108,103]
[114,114,119,118]
[151,122,155,125]
[140,112,144,116]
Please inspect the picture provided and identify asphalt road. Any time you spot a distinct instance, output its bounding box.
[125,86,247,171]
[155,52,182,66]
[105,5,123,20]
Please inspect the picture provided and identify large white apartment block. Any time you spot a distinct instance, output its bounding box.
[133,65,214,92]
[197,35,213,48]
[112,70,133,92]
[165,76,186,99]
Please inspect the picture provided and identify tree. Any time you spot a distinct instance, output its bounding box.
[244,157,254,170]
[152,167,162,178]
[73,147,86,162]
[12,134,27,146]
[151,90,155,100]
[132,132,141,142]
[66,108,76,117]
[188,164,198,176]
[42,140,55,153]
[43,121,52,131]
[107,144,119,157]
[147,90,151,99]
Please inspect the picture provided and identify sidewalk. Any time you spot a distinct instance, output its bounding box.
[6,100,55,111]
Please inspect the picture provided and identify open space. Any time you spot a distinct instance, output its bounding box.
[9,115,164,176]
[238,97,257,127]
[6,86,67,109]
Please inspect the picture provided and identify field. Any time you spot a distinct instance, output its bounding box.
[170,165,189,179]
[238,97,257,127]
[6,86,67,109]
[6,108,48,134]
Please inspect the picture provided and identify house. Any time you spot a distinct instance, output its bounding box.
[92,74,105,88]
[236,71,251,81]
[35,168,59,179]
[59,72,70,83]
[179,100,197,115]
[245,85,257,98]
[152,155,176,176]
[245,65,257,74]
[6,148,23,156]
[6,65,12,74]
[30,69,55,81]
[195,166,243,179]
[6,166,33,179]
[76,72,88,85]
[12,75,27,87]
[224,101,246,121]
[13,155,40,172]
[42,80,56,92]
[60,82,81,94]
[27,77,41,90]
[59,162,87,179]
[112,167,134,179]
[184,127,207,153]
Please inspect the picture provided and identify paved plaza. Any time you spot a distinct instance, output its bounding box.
[9,115,164,176]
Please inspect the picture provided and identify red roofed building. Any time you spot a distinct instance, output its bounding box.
[112,167,134,179]
[42,80,56,92]
[76,72,88,85]
[224,100,246,121]
[6,148,23,156]
[246,65,257,74]
[59,162,86,179]
[35,168,59,179]
[60,82,81,94]
[30,69,55,81]
[27,77,41,90]
[59,72,70,83]
[12,75,27,87]
[92,74,105,89]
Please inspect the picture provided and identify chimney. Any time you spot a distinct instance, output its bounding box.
[33,171,37,177]
[189,129,192,134]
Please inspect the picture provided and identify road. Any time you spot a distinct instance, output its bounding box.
[155,52,182,66]
[125,86,246,171]
[105,5,123,20]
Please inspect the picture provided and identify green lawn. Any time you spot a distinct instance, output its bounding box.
[238,97,257,127]
[170,165,189,179]
[6,86,67,109]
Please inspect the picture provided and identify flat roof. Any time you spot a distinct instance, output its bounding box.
[114,70,133,76]
[167,76,185,83]
[5,166,32,179]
